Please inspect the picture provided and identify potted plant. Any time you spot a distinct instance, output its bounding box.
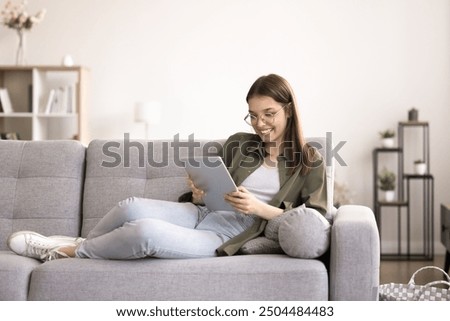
[414,159,426,175]
[378,168,396,202]
[379,129,395,148]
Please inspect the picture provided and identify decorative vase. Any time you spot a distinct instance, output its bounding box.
[16,30,26,65]
[414,163,427,175]
[383,190,395,202]
[381,138,395,148]
[408,108,418,121]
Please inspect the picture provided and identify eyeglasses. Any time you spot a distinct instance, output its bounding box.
[244,105,286,126]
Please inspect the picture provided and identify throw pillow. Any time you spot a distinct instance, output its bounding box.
[239,213,286,255]
[278,207,331,259]
[239,236,284,254]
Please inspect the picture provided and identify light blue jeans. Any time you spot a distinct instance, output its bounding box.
[76,197,259,259]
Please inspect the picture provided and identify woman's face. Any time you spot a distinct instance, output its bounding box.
[247,95,289,145]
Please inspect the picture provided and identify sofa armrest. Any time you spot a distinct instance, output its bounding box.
[329,205,380,301]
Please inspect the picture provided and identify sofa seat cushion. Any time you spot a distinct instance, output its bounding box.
[28,255,328,301]
[0,251,42,300]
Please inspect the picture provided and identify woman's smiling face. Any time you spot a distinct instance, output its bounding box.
[247,95,289,146]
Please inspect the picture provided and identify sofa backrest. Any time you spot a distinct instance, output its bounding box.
[0,140,86,250]
[82,136,335,237]
[81,138,213,236]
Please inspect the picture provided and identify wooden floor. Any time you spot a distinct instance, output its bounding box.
[380,254,448,285]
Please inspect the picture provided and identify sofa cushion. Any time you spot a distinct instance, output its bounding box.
[0,251,42,300]
[279,207,331,258]
[28,255,328,300]
[239,214,285,254]
[0,140,86,250]
[239,236,283,254]
[82,139,223,236]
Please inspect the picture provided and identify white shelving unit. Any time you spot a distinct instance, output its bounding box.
[0,65,89,142]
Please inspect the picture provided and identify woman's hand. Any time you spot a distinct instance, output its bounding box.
[224,186,283,220]
[187,177,205,205]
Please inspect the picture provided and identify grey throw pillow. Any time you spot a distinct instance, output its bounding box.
[239,213,286,254]
[239,236,284,254]
[278,207,331,258]
[239,207,331,258]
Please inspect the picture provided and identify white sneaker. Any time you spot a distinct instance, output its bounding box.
[43,249,71,261]
[49,235,85,244]
[7,231,80,261]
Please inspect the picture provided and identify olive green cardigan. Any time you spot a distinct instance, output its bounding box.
[179,132,328,256]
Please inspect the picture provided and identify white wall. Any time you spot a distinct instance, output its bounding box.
[1,0,449,253]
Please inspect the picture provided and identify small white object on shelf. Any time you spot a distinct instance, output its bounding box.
[383,190,395,202]
[381,138,395,148]
[44,89,56,114]
[0,88,14,113]
[62,54,74,67]
[414,161,427,175]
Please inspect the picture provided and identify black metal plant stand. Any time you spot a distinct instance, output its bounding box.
[373,121,434,260]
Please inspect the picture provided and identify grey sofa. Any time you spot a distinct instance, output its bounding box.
[0,138,380,301]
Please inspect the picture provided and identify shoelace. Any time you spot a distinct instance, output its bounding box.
[43,249,70,261]
[25,236,57,258]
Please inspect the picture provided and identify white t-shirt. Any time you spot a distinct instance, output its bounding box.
[240,163,280,204]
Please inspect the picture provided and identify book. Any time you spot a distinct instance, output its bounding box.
[0,88,14,113]
[66,84,76,113]
[28,85,33,113]
[44,89,56,114]
[44,86,76,114]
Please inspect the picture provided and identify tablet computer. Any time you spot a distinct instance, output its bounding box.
[184,156,238,212]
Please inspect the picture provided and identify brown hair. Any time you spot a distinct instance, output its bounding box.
[246,74,315,175]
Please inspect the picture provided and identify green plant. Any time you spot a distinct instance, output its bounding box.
[378,168,396,191]
[379,129,395,139]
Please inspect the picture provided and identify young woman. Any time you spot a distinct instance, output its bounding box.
[7,74,327,261]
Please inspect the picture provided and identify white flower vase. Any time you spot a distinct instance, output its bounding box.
[414,163,427,175]
[381,138,395,148]
[16,30,26,65]
[383,190,395,202]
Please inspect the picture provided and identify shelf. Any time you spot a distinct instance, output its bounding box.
[0,66,89,142]
[373,120,434,260]
[0,65,87,72]
[403,174,433,179]
[0,113,78,118]
[374,147,402,152]
[381,254,434,261]
[377,201,408,207]
[36,113,78,118]
[398,121,429,127]
[0,112,33,117]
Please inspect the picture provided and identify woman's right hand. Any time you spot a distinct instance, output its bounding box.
[187,177,205,205]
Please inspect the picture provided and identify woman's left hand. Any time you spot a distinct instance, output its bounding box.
[224,186,265,217]
[224,186,284,220]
